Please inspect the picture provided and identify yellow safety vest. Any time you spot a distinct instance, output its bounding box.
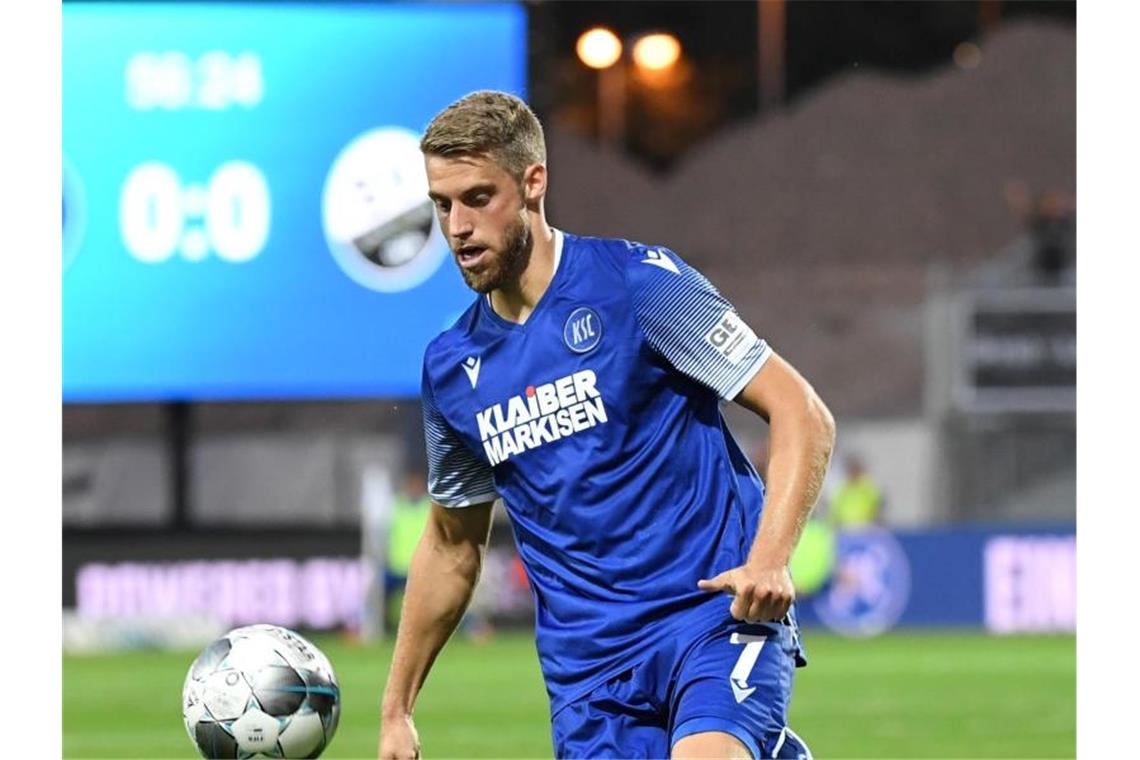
[830,477,882,528]
[387,496,430,574]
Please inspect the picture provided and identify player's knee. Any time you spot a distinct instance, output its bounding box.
[672,727,811,760]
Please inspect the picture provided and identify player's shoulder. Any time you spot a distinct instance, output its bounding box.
[563,231,684,282]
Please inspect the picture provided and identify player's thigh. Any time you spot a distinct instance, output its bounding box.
[672,727,813,759]
[672,730,752,759]
[551,667,669,759]
[669,621,805,759]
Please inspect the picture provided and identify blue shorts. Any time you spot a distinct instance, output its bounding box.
[550,612,810,759]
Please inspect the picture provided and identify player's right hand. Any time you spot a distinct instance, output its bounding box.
[379,713,421,760]
[697,563,796,623]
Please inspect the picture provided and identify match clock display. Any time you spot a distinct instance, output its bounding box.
[63,2,525,401]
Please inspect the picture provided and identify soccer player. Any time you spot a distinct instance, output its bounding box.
[378,91,835,760]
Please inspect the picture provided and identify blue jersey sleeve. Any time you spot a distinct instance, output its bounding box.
[422,366,499,508]
[628,246,772,401]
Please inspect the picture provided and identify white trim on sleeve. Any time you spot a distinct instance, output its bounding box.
[720,341,773,401]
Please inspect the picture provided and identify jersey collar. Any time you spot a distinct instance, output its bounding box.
[481,228,566,329]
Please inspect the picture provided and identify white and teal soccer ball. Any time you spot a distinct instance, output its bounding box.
[182,624,341,759]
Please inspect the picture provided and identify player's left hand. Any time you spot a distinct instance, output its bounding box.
[697,563,795,623]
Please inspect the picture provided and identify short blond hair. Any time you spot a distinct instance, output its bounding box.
[420,90,546,181]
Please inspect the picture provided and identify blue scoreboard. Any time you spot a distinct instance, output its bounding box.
[63,2,526,401]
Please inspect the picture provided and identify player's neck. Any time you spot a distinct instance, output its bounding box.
[489,219,556,325]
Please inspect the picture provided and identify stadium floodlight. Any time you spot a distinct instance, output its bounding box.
[576,27,622,70]
[631,33,681,72]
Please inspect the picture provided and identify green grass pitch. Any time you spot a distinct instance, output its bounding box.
[63,631,1074,758]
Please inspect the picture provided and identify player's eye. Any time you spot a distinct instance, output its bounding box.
[433,199,451,213]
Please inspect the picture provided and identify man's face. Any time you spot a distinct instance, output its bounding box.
[425,153,532,294]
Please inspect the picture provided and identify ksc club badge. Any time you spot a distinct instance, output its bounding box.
[563,307,603,353]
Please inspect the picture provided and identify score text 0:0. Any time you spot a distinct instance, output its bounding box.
[119,161,271,264]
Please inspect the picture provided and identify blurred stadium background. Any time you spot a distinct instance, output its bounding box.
[61,1,1076,757]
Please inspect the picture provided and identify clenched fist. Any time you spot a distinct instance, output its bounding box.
[697,564,795,623]
[379,713,421,760]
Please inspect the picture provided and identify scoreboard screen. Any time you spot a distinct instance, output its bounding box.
[62,2,526,401]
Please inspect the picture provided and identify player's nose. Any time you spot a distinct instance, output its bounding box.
[448,205,474,239]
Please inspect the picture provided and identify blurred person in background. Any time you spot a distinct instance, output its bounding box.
[828,454,884,530]
[1004,180,1076,284]
[384,468,431,633]
[378,91,834,760]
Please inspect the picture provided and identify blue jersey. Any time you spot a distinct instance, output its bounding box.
[422,230,779,712]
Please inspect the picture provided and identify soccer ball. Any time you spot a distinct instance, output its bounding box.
[182,624,341,759]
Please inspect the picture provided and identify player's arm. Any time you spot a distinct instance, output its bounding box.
[625,244,835,622]
[379,500,493,760]
[380,365,500,759]
[698,353,836,622]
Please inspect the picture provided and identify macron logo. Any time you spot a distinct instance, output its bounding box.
[641,249,680,275]
[731,680,757,704]
[462,356,481,389]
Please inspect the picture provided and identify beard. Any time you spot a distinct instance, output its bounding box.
[457,215,532,294]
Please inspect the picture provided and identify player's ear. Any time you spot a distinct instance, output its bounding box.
[521,163,547,204]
